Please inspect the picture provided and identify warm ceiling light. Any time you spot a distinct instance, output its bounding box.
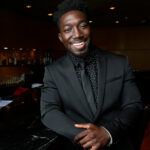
[89,20,93,23]
[115,20,120,24]
[33,49,37,51]
[26,5,32,9]
[19,48,23,51]
[4,47,8,50]
[48,13,53,16]
[109,6,116,10]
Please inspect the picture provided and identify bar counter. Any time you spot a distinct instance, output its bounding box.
[0,88,57,150]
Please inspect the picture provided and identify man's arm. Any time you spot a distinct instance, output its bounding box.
[40,67,84,140]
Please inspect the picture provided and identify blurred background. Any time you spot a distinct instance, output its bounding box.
[0,0,150,150]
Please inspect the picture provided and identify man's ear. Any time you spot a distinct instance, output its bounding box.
[58,33,63,43]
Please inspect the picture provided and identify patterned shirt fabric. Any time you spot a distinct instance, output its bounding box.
[68,48,98,107]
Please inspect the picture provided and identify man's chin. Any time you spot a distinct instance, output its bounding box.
[71,49,89,58]
[70,52,84,58]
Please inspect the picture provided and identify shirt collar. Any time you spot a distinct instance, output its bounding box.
[68,45,96,68]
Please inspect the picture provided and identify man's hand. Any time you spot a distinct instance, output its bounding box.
[74,123,110,150]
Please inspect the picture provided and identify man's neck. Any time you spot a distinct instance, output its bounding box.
[68,44,93,62]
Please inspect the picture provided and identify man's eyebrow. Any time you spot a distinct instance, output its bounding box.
[80,19,88,23]
[63,24,71,27]
[63,19,88,27]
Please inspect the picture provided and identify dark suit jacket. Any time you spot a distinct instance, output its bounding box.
[40,47,143,150]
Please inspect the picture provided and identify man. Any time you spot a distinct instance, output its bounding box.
[40,0,143,149]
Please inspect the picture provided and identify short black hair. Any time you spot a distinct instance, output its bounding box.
[53,0,89,28]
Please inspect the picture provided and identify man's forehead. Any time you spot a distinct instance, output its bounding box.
[60,10,87,25]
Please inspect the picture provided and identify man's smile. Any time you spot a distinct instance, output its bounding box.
[72,41,86,49]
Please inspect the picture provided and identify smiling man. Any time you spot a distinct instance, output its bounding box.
[58,10,90,57]
[40,0,143,150]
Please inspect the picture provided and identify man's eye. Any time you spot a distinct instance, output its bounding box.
[64,28,71,33]
[80,24,88,28]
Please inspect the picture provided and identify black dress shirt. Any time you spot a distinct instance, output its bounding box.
[68,48,98,107]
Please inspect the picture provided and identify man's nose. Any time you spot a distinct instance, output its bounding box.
[73,27,83,38]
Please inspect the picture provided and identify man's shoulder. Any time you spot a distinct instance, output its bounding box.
[46,55,68,70]
[95,47,127,61]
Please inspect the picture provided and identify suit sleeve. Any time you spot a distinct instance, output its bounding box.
[102,56,144,143]
[40,66,84,140]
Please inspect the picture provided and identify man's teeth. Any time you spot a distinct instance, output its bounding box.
[73,42,84,46]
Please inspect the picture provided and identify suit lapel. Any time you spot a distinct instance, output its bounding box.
[62,55,95,121]
[94,52,107,120]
